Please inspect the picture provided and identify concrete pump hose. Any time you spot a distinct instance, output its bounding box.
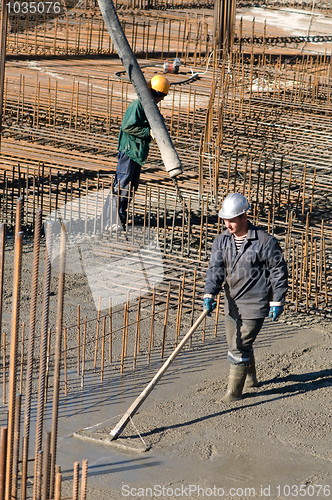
[97,0,182,178]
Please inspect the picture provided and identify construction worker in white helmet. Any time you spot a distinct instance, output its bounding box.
[203,193,288,402]
[103,75,171,231]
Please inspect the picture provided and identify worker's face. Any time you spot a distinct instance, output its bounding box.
[154,94,166,104]
[224,213,248,236]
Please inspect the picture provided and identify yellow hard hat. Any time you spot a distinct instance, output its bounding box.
[149,75,170,96]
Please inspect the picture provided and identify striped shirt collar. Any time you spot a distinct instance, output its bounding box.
[233,233,247,252]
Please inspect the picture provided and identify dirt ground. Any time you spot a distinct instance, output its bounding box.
[1,233,332,499]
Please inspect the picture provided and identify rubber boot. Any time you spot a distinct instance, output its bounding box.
[245,353,261,388]
[222,364,248,402]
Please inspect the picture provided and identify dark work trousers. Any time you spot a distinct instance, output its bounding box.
[103,152,141,228]
[224,313,265,366]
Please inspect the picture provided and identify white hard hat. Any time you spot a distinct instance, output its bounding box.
[219,193,250,219]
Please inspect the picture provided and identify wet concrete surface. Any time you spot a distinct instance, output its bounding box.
[7,318,330,499]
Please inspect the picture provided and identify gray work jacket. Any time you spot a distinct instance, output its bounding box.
[204,222,288,319]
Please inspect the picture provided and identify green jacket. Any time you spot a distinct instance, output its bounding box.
[118,99,151,166]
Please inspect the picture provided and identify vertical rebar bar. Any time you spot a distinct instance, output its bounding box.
[41,431,51,500]
[301,163,307,223]
[101,317,106,381]
[77,304,80,376]
[120,303,126,373]
[109,298,112,363]
[94,296,101,370]
[93,172,99,235]
[64,328,68,395]
[190,267,197,335]
[12,394,21,500]
[214,294,221,337]
[33,221,53,500]
[309,168,316,224]
[85,178,88,235]
[0,0,8,153]
[72,462,79,500]
[161,283,171,358]
[15,197,23,236]
[198,198,204,261]
[54,469,61,500]
[44,328,51,406]
[81,317,87,389]
[80,459,88,500]
[187,195,191,257]
[204,195,208,260]
[0,427,7,500]
[175,283,181,346]
[0,224,5,350]
[133,290,141,367]
[148,286,155,362]
[124,292,129,358]
[36,450,43,500]
[49,222,68,498]
[163,190,167,253]
[5,230,23,500]
[2,330,6,404]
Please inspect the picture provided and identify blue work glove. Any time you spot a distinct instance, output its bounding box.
[269,305,284,321]
[203,297,217,317]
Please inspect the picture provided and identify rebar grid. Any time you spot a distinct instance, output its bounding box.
[0,2,332,495]
[5,4,332,59]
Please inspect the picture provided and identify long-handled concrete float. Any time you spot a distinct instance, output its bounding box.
[74,309,209,452]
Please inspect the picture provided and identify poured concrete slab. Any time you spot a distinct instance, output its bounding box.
[35,318,332,500]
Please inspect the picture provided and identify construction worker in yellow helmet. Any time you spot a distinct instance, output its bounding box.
[103,75,170,231]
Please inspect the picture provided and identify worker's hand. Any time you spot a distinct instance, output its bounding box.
[203,297,217,317]
[150,129,155,141]
[269,305,284,321]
